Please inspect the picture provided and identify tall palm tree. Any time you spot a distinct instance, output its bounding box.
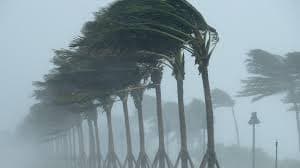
[92,109,102,168]
[66,1,218,168]
[211,88,240,146]
[239,49,300,151]
[118,91,136,168]
[101,96,122,168]
[151,67,173,168]
[87,106,97,168]
[131,84,151,168]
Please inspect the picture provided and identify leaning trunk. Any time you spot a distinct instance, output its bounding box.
[176,78,188,168]
[122,97,133,154]
[231,106,240,146]
[201,66,216,168]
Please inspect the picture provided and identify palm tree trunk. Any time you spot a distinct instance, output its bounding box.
[202,129,206,155]
[103,100,122,168]
[152,69,165,150]
[88,119,96,168]
[121,94,133,153]
[136,101,146,153]
[201,66,217,168]
[121,93,135,168]
[64,134,69,168]
[106,108,115,153]
[93,119,102,168]
[156,83,165,146]
[176,78,188,168]
[231,106,240,146]
[78,123,86,168]
[55,137,58,159]
[293,102,300,152]
[78,125,84,155]
[164,112,169,154]
[72,127,77,168]
[58,136,62,159]
[68,130,73,168]
[154,76,173,168]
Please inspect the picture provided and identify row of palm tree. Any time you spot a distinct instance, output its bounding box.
[18,0,220,168]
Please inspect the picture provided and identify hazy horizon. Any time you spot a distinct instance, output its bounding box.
[1,0,300,161]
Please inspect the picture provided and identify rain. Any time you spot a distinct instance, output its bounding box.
[0,0,300,168]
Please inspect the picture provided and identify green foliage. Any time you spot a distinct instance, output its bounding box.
[186,99,206,130]
[19,0,218,152]
[18,102,82,142]
[239,49,300,103]
[211,88,235,108]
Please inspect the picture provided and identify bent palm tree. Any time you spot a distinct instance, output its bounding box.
[239,49,300,152]
[70,1,219,167]
[212,88,240,146]
[185,99,207,157]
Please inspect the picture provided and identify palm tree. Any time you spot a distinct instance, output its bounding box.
[151,67,173,168]
[21,101,84,167]
[92,109,102,168]
[101,96,122,168]
[239,49,300,151]
[118,91,136,168]
[104,2,219,167]
[211,88,240,146]
[131,84,151,168]
[73,1,218,168]
[185,99,207,157]
[52,1,218,168]
[87,106,98,168]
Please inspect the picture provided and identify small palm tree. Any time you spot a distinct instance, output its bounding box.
[211,88,240,146]
[185,99,207,156]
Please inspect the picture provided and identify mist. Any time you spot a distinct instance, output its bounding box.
[0,0,300,168]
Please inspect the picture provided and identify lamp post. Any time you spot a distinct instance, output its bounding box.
[248,112,260,168]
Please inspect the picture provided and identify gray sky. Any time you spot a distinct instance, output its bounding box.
[0,0,299,159]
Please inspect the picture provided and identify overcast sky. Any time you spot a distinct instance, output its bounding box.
[1,0,299,159]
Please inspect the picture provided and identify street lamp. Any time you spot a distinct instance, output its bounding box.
[248,112,260,168]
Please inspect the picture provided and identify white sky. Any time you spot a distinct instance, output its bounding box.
[0,0,299,159]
